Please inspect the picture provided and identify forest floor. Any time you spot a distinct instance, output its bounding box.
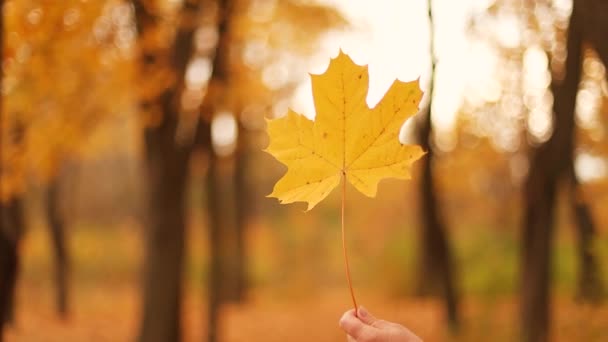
[5,283,608,342]
[4,218,608,341]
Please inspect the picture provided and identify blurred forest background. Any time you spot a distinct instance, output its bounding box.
[1,0,608,341]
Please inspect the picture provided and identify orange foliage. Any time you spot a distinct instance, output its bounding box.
[2,0,134,200]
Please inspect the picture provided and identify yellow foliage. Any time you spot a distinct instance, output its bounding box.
[265,51,425,210]
[1,0,135,199]
[224,0,346,119]
[0,0,345,200]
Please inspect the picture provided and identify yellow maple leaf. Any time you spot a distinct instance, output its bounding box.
[266,50,425,210]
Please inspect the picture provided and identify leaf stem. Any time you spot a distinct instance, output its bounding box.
[341,173,358,316]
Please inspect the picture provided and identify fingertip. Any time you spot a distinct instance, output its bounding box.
[338,309,353,328]
[358,306,380,326]
[357,306,369,319]
[338,315,346,328]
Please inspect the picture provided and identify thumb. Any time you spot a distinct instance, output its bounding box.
[357,306,387,328]
[357,306,381,326]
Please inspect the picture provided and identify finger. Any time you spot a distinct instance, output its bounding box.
[357,306,391,329]
[339,309,377,340]
[339,309,357,330]
[356,306,377,325]
[339,308,357,323]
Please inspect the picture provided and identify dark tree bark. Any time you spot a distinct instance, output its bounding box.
[202,123,241,342]
[139,124,190,342]
[416,114,459,329]
[197,2,234,341]
[414,0,459,329]
[568,0,608,304]
[202,125,248,342]
[520,6,582,342]
[567,164,604,302]
[209,123,252,309]
[0,233,11,342]
[576,0,608,66]
[45,177,70,318]
[0,197,24,328]
[0,3,8,340]
[205,143,222,342]
[0,7,26,330]
[133,1,202,341]
[209,155,240,304]
[233,124,251,302]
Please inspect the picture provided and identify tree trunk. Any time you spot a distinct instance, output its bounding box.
[206,144,222,342]
[0,197,24,328]
[132,0,202,340]
[414,0,459,329]
[45,177,70,318]
[233,124,251,302]
[568,0,608,305]
[0,231,15,342]
[204,130,240,342]
[138,114,190,342]
[215,156,240,303]
[520,6,582,342]
[416,113,459,329]
[0,233,11,342]
[576,0,608,66]
[195,1,234,340]
[567,164,603,302]
[521,165,556,342]
[0,2,9,341]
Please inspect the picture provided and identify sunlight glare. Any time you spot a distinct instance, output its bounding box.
[495,12,521,49]
[27,8,42,25]
[211,111,238,157]
[575,153,608,182]
[186,57,212,89]
[262,63,290,90]
[523,46,550,91]
[527,106,553,143]
[575,87,600,129]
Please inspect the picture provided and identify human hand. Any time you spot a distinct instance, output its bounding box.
[339,307,422,342]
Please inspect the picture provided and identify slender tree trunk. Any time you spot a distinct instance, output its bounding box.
[521,168,555,342]
[45,177,69,318]
[139,114,190,342]
[567,164,603,301]
[208,124,250,307]
[0,197,24,327]
[520,6,582,342]
[0,1,7,338]
[233,124,250,302]
[215,156,241,303]
[195,1,234,340]
[202,125,241,342]
[569,0,608,305]
[195,119,226,342]
[206,142,222,342]
[415,0,459,329]
[416,113,458,329]
[0,230,16,342]
[0,233,10,342]
[576,0,608,66]
[206,132,243,342]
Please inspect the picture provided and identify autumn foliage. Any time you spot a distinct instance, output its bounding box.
[1,1,608,342]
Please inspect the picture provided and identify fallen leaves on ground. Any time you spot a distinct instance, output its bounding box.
[6,283,608,342]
